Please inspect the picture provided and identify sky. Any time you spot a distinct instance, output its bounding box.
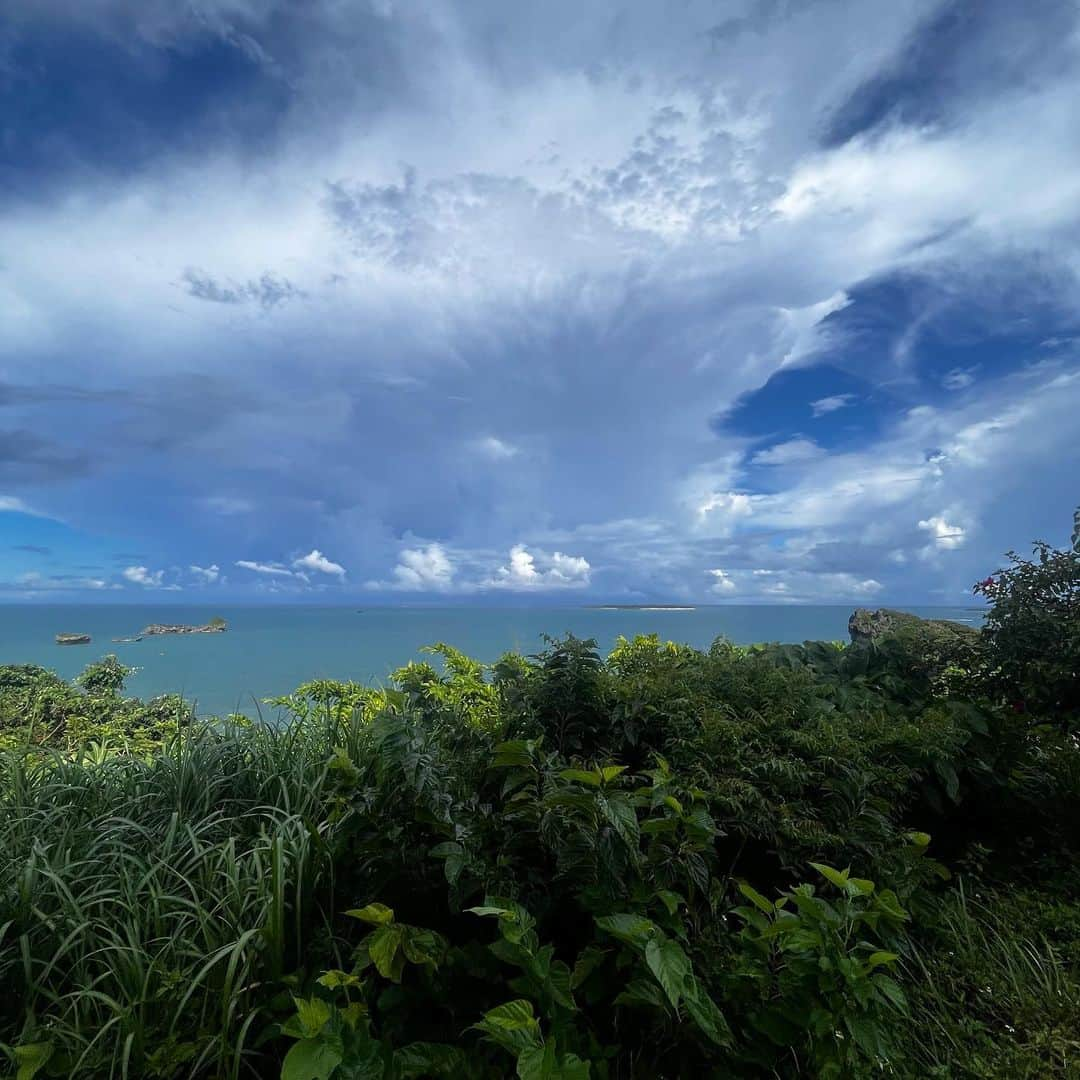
[1,0,1079,605]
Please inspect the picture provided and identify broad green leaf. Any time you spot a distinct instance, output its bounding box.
[682,975,732,1047]
[13,1043,53,1080]
[341,1037,385,1080]
[493,745,537,768]
[874,973,908,1011]
[600,765,628,784]
[599,793,640,849]
[546,958,577,1010]
[516,1041,556,1080]
[737,882,774,915]
[875,888,909,922]
[467,905,515,920]
[401,926,443,966]
[809,862,850,889]
[291,996,333,1038]
[557,1054,592,1079]
[614,978,669,1011]
[340,1001,367,1030]
[394,1042,467,1078]
[280,1037,344,1080]
[640,818,679,835]
[645,935,691,1008]
[481,999,540,1031]
[655,889,684,915]
[571,945,608,988]
[428,841,464,858]
[906,830,931,850]
[934,760,961,802]
[594,913,656,948]
[316,969,361,990]
[473,1000,542,1054]
[558,768,602,787]
[846,877,875,897]
[368,924,406,981]
[864,950,898,971]
[346,903,395,926]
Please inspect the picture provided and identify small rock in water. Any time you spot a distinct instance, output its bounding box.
[56,632,91,645]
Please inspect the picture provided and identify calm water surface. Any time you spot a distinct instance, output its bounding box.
[0,605,983,717]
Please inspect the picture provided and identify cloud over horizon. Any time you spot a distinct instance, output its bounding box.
[1,0,1078,603]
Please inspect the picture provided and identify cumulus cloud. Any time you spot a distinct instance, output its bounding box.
[750,438,825,466]
[709,569,736,594]
[810,394,856,418]
[189,563,221,583]
[488,545,591,590]
[293,549,346,577]
[918,515,967,550]
[375,543,456,592]
[696,492,756,531]
[123,565,165,586]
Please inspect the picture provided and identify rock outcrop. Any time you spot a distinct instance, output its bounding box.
[848,608,979,647]
[139,622,227,636]
[56,633,91,645]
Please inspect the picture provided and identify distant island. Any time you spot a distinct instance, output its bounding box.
[140,619,227,637]
[587,604,696,611]
[55,632,91,645]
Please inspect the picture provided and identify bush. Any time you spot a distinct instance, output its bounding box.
[975,517,1080,731]
[0,575,1077,1076]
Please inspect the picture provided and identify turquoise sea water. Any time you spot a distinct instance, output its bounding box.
[0,605,983,717]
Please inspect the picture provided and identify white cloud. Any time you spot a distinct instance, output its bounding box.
[123,565,165,587]
[810,394,856,418]
[293,549,346,577]
[471,436,520,461]
[374,543,456,592]
[488,544,591,590]
[750,437,825,466]
[918,515,967,550]
[189,564,221,583]
[942,367,978,391]
[15,572,109,591]
[709,568,736,594]
[695,491,756,535]
[236,560,296,577]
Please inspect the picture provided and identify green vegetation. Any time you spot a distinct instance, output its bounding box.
[0,522,1077,1078]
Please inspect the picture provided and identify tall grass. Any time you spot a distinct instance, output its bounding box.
[903,881,1080,1077]
[0,715,365,1079]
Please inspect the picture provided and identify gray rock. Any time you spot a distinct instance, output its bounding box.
[56,633,91,645]
[139,622,226,636]
[848,608,979,647]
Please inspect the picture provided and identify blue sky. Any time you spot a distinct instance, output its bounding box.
[1,0,1078,604]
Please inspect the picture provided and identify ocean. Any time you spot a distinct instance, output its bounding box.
[0,604,983,718]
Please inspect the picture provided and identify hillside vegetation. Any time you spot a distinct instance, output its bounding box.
[0,522,1078,1078]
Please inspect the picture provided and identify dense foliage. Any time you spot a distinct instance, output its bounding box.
[0,526,1078,1078]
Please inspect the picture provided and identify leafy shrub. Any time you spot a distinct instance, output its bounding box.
[975,519,1080,731]
[1,573,1078,1077]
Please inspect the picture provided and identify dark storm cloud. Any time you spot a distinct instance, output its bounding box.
[0,429,88,483]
